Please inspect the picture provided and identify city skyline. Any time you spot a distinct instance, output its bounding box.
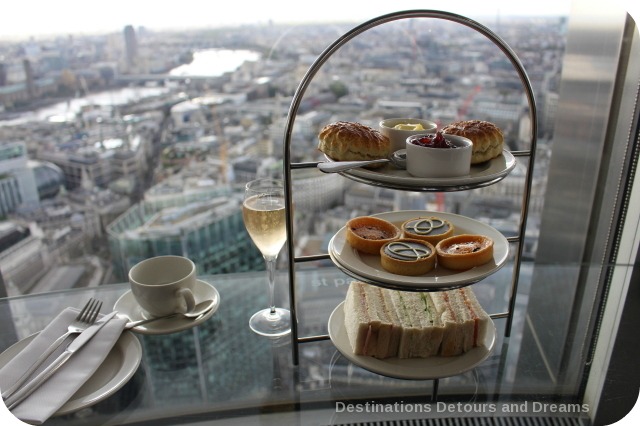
[0,0,580,39]
[0,13,563,295]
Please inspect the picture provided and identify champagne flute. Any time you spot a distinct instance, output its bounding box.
[242,178,291,337]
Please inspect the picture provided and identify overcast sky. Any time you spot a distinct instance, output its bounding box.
[0,0,569,38]
[0,0,637,39]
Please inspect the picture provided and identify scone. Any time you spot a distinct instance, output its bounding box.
[380,238,436,276]
[346,216,400,254]
[435,234,494,270]
[441,120,504,164]
[318,121,391,167]
[401,216,454,245]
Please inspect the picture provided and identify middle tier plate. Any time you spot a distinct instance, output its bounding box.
[328,210,510,291]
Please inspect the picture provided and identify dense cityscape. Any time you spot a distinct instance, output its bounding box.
[0,16,566,297]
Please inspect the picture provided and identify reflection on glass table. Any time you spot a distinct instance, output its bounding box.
[0,265,593,425]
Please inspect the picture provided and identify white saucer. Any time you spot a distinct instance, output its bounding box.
[0,331,141,415]
[114,279,220,335]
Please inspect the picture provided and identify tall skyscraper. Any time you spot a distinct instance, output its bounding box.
[0,62,7,86]
[123,25,138,73]
[22,59,35,99]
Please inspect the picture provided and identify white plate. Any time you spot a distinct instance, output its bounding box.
[325,150,516,189]
[0,331,141,415]
[114,279,220,335]
[329,210,509,290]
[328,301,496,380]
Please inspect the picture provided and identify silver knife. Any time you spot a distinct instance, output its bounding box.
[4,310,118,410]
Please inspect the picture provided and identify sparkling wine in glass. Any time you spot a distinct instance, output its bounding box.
[242,178,291,337]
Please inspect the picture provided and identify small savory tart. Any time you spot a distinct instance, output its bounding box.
[380,238,436,276]
[435,234,494,271]
[401,216,455,245]
[346,216,401,254]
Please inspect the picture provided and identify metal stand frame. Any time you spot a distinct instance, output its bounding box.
[282,10,537,371]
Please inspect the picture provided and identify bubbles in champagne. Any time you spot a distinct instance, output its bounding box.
[242,195,287,257]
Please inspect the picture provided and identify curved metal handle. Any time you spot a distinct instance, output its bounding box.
[282,9,539,365]
[317,158,389,173]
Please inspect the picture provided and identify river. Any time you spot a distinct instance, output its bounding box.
[169,49,260,77]
[1,48,261,126]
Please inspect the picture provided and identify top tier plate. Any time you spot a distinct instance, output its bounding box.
[324,150,516,191]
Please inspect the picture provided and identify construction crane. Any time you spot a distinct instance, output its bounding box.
[457,85,482,120]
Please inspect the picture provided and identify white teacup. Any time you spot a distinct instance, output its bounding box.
[128,255,196,317]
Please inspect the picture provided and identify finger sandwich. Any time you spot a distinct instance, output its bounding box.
[343,281,490,359]
[343,282,402,359]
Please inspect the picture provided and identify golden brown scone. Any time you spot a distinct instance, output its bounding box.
[435,234,494,271]
[441,120,504,164]
[346,216,400,254]
[318,121,391,166]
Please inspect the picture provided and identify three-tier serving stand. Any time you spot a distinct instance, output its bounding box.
[281,10,537,385]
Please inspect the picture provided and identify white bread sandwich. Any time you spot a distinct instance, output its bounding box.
[343,282,401,359]
[430,287,491,356]
[343,281,490,359]
[385,289,443,358]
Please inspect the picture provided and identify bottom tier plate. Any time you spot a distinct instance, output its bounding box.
[328,301,496,380]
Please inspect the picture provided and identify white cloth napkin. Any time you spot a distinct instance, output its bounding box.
[0,308,127,425]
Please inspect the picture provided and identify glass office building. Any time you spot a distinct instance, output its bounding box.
[107,185,262,280]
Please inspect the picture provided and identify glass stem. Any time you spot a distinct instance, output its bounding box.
[264,255,277,315]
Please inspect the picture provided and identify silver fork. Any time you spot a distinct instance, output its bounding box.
[1,298,103,400]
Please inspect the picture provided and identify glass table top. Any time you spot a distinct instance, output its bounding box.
[0,265,595,425]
